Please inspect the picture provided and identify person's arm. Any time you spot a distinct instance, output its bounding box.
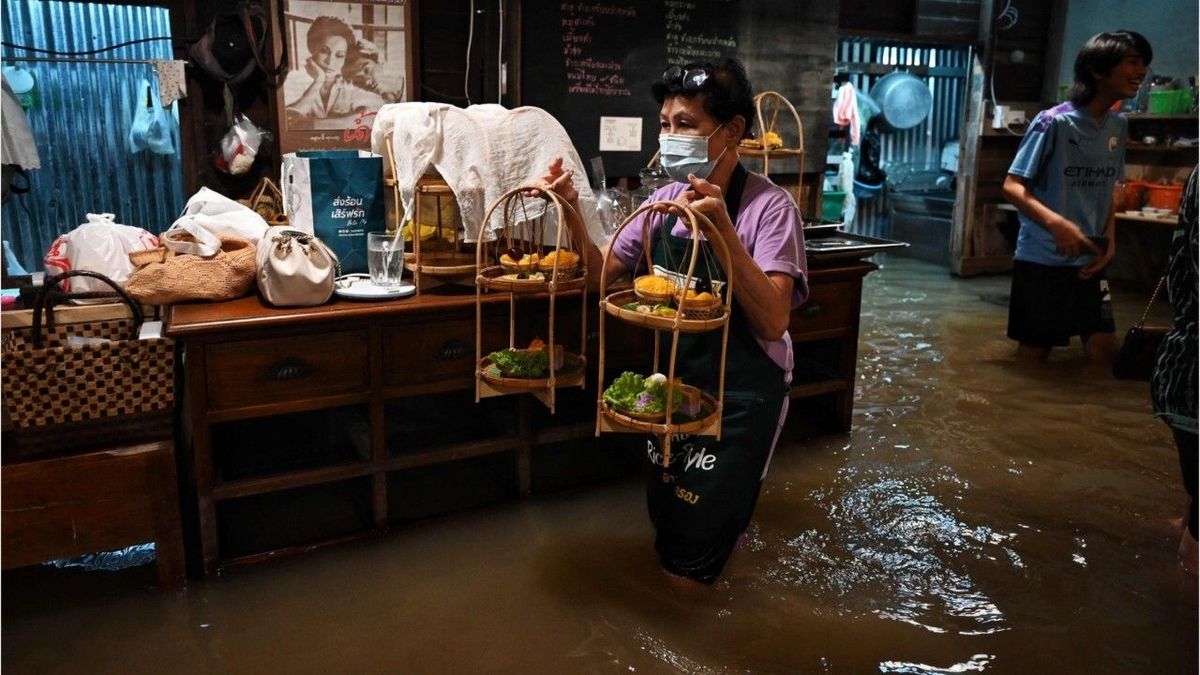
[527,158,626,290]
[1003,174,1101,259]
[669,174,792,341]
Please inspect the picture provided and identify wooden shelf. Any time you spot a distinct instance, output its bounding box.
[1126,143,1199,153]
[789,379,850,398]
[1123,113,1198,121]
[739,146,804,158]
[213,460,375,501]
[1116,211,1179,226]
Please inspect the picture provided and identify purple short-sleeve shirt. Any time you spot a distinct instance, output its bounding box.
[610,170,808,381]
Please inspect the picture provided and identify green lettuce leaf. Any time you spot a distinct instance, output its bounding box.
[487,348,549,378]
[603,371,645,411]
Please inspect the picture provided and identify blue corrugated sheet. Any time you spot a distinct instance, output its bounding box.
[1,0,183,273]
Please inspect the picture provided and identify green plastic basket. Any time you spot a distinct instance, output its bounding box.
[821,190,846,221]
[1148,90,1194,115]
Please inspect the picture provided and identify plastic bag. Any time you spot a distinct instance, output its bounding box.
[43,213,160,293]
[214,114,265,175]
[165,187,270,256]
[128,79,176,155]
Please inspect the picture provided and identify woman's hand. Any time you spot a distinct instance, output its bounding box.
[651,173,733,233]
[525,157,579,205]
[304,58,328,83]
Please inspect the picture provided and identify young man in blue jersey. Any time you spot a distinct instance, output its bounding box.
[1002,30,1152,361]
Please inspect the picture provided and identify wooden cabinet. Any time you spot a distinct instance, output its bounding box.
[789,261,877,433]
[169,263,876,574]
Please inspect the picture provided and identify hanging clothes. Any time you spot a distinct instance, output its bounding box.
[833,82,861,146]
[1,75,40,170]
[151,59,187,108]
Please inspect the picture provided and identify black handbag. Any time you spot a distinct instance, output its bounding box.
[1113,275,1169,381]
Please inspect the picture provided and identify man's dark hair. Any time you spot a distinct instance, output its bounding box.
[1068,30,1153,106]
[652,58,756,139]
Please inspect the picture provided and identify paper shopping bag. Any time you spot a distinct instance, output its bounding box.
[281,150,385,274]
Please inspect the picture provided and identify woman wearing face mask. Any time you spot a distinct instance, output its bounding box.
[284,16,383,129]
[534,59,807,586]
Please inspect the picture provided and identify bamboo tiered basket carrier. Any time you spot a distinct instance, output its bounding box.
[383,131,477,292]
[740,90,805,207]
[595,201,733,468]
[474,186,588,413]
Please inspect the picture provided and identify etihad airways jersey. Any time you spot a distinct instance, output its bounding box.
[1008,102,1127,267]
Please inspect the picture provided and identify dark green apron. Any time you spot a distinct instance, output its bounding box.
[643,164,789,584]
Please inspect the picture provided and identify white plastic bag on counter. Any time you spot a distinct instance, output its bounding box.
[164,187,269,256]
[43,213,159,293]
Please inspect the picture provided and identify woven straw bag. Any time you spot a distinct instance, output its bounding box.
[1,270,175,460]
[124,234,257,305]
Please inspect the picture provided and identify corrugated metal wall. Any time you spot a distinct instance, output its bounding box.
[836,38,969,239]
[1,0,183,273]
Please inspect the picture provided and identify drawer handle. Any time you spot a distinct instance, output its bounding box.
[266,357,314,381]
[801,303,823,318]
[437,339,472,361]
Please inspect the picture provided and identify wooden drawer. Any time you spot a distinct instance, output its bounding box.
[206,331,369,409]
[381,317,508,388]
[789,280,857,337]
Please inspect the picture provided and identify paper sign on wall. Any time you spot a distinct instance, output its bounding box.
[599,116,642,152]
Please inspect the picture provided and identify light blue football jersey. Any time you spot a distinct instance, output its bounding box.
[1008,102,1127,267]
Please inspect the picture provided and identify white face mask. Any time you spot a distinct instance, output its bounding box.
[658,123,729,182]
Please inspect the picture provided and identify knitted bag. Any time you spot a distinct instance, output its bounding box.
[124,234,257,305]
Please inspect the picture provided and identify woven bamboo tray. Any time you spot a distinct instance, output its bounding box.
[602,289,728,333]
[599,385,720,435]
[479,351,586,389]
[477,265,586,294]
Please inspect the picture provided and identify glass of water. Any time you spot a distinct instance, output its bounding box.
[368,232,404,287]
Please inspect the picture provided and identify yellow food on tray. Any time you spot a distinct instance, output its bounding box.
[681,289,718,308]
[538,249,579,269]
[499,252,539,268]
[635,275,676,295]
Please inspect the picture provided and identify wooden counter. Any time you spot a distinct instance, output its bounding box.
[169,260,877,575]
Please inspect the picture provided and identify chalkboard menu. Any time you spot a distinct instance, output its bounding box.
[522,1,837,178]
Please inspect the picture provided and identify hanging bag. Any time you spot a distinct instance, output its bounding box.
[256,228,339,307]
[1112,275,1170,381]
[1,270,175,460]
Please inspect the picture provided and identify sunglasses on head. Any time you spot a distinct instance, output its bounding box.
[662,64,711,91]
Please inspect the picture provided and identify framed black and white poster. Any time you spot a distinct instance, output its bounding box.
[276,0,414,153]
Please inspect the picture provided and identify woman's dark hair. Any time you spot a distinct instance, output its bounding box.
[307,16,356,54]
[652,58,756,138]
[1067,30,1153,106]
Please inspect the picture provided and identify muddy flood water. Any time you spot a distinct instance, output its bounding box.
[4,257,1196,673]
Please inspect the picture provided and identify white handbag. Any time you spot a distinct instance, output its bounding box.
[256,228,339,307]
[165,187,269,257]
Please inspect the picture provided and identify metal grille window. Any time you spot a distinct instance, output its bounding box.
[1,0,184,274]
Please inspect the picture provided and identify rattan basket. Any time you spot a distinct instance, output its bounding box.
[680,294,724,320]
[633,275,677,304]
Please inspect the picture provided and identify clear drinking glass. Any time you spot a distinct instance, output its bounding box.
[367,232,403,287]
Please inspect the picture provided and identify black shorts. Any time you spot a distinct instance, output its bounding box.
[1007,259,1115,348]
